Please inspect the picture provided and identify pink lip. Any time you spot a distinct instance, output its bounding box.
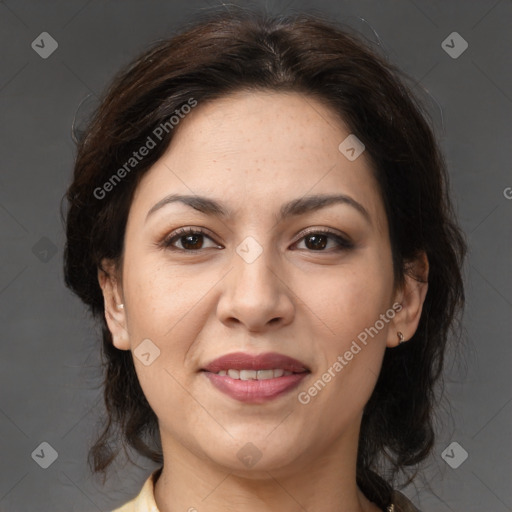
[203,372,309,403]
[202,351,309,373]
[201,351,310,404]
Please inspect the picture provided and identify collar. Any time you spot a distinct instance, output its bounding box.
[111,468,420,512]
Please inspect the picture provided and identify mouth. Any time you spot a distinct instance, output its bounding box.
[201,351,311,403]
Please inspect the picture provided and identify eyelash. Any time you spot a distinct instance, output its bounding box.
[160,227,354,253]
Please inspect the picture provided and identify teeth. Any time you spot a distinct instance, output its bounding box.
[240,370,257,380]
[227,369,240,379]
[216,369,295,380]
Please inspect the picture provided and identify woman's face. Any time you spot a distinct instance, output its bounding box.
[102,90,408,476]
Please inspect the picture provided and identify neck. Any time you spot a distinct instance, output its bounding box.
[153,422,381,512]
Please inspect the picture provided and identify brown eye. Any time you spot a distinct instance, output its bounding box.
[294,230,354,252]
[160,227,353,253]
[163,228,220,252]
[304,233,328,250]
[177,232,204,250]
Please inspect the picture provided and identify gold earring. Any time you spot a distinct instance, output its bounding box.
[397,331,405,344]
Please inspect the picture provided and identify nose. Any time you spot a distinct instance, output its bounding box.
[216,242,295,332]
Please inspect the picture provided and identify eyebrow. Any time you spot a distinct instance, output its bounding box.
[145,193,372,226]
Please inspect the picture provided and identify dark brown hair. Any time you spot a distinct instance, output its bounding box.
[62,6,467,508]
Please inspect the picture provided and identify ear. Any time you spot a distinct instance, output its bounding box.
[97,259,130,351]
[386,251,429,348]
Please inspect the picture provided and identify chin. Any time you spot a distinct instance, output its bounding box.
[219,452,302,478]
[196,433,304,475]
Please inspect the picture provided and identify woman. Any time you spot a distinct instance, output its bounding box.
[63,7,467,512]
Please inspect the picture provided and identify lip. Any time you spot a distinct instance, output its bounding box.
[201,351,310,404]
[201,351,310,373]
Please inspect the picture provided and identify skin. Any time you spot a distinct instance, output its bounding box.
[98,90,429,512]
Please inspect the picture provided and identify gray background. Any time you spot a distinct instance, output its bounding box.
[0,0,511,511]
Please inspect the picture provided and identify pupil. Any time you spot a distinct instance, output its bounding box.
[307,234,327,250]
[184,234,202,250]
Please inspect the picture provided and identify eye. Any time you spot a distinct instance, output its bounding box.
[160,227,354,253]
[293,229,354,252]
[161,227,221,252]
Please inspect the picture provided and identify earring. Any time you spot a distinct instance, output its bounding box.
[117,304,124,309]
[397,331,405,344]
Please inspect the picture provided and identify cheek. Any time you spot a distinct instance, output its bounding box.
[300,251,393,406]
[124,256,212,339]
[300,272,390,423]
[124,262,213,418]
[310,258,393,343]
[122,259,222,408]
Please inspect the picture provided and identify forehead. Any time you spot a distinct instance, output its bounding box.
[130,90,387,235]
[169,89,351,160]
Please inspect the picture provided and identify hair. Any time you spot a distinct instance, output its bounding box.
[62,6,467,509]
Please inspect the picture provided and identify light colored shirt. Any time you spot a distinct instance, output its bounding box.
[110,467,420,512]
[110,468,162,512]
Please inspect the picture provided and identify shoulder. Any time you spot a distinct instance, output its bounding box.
[390,489,422,512]
[110,467,163,512]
